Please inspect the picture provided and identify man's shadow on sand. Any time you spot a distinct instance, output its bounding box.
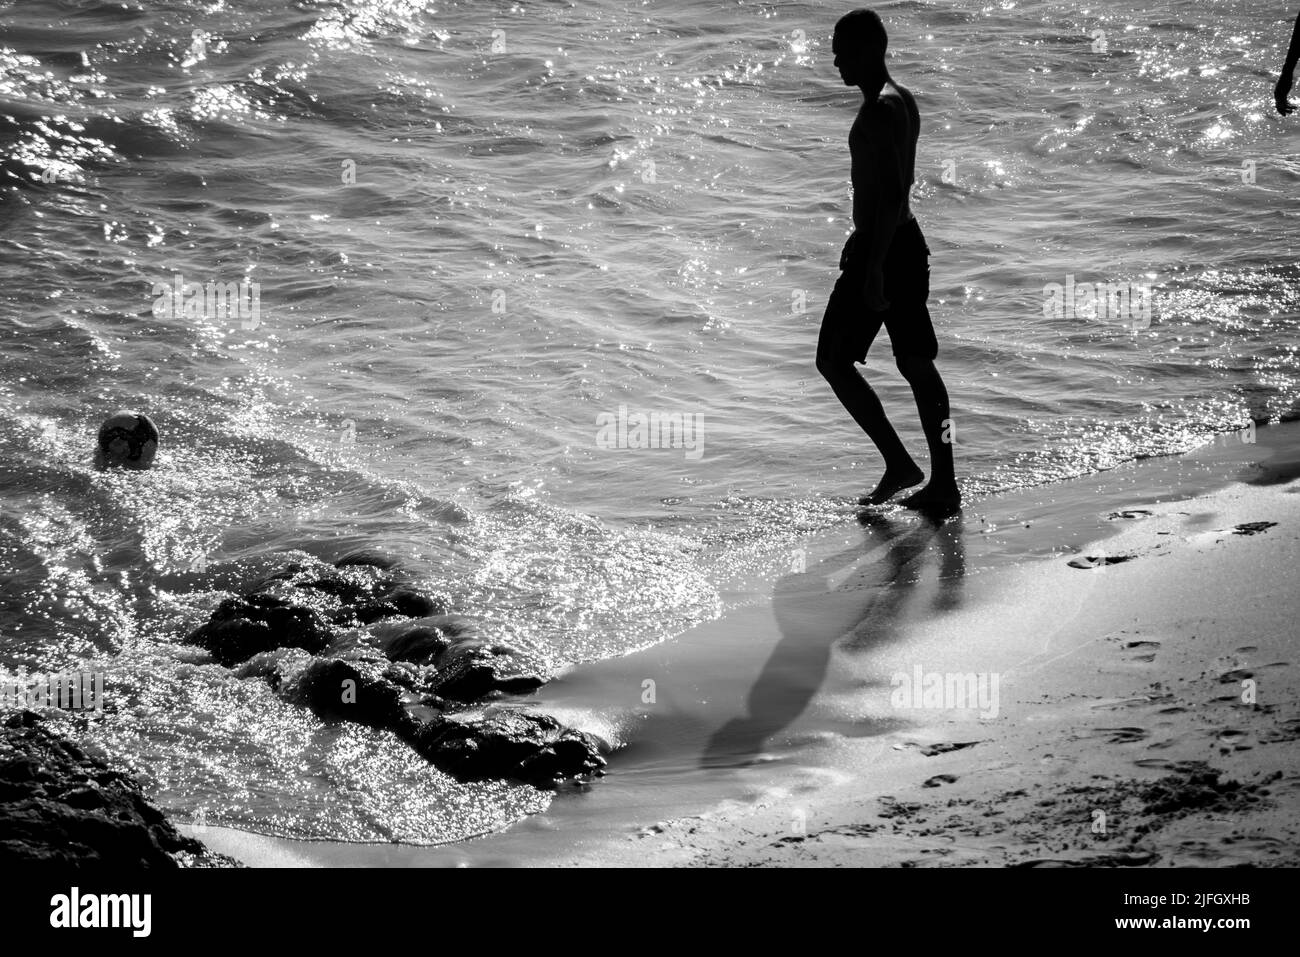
[701,509,966,768]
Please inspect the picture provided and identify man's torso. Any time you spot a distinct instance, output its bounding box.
[849,81,920,228]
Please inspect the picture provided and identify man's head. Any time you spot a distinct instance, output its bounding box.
[832,9,888,89]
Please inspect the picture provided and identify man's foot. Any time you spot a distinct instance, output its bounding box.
[858,464,925,506]
[899,482,962,517]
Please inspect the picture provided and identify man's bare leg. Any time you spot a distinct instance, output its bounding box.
[896,355,960,513]
[816,351,924,504]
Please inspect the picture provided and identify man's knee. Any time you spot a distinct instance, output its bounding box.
[894,354,934,381]
[816,345,847,380]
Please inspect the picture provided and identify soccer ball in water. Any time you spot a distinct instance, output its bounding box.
[96,411,159,469]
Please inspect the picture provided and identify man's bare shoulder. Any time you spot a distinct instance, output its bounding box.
[853,92,908,136]
[880,87,917,127]
[887,80,918,107]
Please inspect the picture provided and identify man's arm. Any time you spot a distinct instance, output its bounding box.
[856,100,906,310]
[1276,9,1300,115]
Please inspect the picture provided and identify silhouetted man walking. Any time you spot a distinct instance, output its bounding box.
[817,9,959,514]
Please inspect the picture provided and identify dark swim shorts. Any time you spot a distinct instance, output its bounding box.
[818,217,938,363]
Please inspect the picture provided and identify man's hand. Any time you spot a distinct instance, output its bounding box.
[864,267,889,312]
[1276,72,1294,116]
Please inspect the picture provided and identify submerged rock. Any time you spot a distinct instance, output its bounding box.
[0,711,238,866]
[412,707,606,788]
[186,593,335,665]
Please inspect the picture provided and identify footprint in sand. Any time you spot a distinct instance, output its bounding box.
[1213,653,1249,677]
[1123,639,1161,663]
[1218,668,1253,684]
[1216,729,1252,754]
[1260,718,1300,743]
[892,740,984,757]
[1077,727,1150,744]
[1068,553,1138,569]
[1212,659,1288,691]
[1094,691,1176,711]
[922,774,959,788]
[1133,758,1206,773]
[1213,689,1271,706]
[1184,521,1279,547]
[1232,521,1278,535]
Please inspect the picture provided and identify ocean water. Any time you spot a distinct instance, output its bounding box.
[1,0,1297,844]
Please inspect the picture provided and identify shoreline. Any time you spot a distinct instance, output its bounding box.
[185,421,1300,866]
[642,469,1300,867]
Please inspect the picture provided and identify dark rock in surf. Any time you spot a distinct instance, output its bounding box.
[336,586,450,626]
[412,708,606,788]
[186,593,334,666]
[377,620,453,666]
[336,601,396,625]
[252,563,390,609]
[379,586,447,619]
[0,711,238,866]
[377,660,429,694]
[240,559,451,631]
[423,640,547,703]
[299,574,383,607]
[231,648,312,689]
[270,656,599,788]
[287,659,417,737]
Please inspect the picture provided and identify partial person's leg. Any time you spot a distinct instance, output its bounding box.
[816,277,923,504]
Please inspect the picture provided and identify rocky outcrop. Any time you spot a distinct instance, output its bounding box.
[413,707,606,788]
[182,555,606,789]
[186,593,334,666]
[342,587,447,626]
[285,658,418,737]
[0,711,238,866]
[373,617,547,701]
[247,562,450,628]
[422,640,547,703]
[373,619,452,665]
